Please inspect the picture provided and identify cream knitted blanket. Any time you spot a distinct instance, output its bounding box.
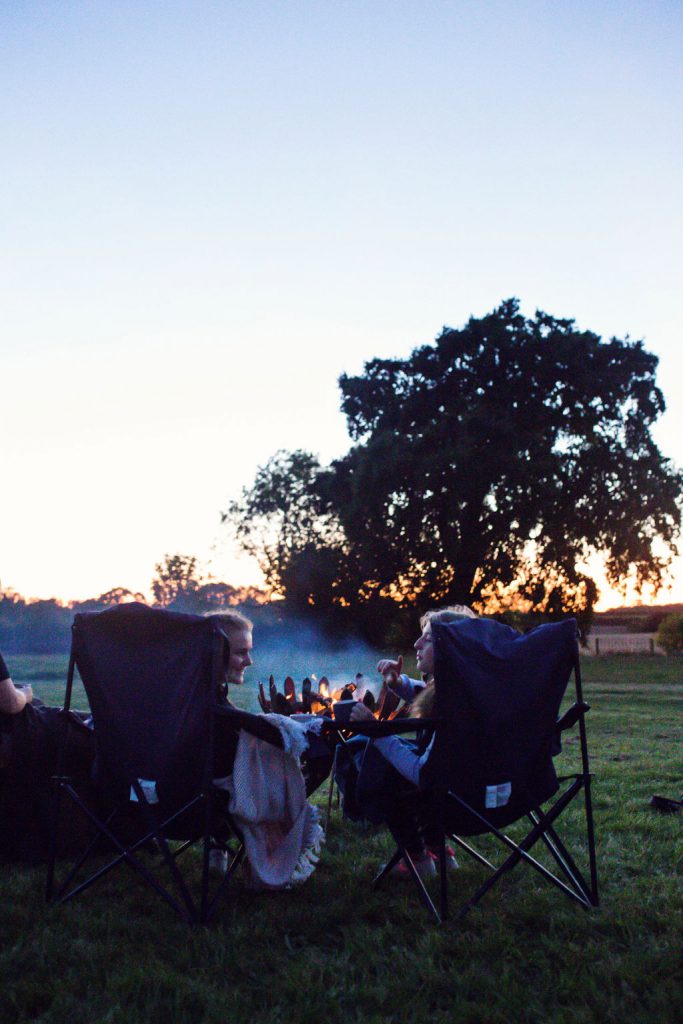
[225,714,325,890]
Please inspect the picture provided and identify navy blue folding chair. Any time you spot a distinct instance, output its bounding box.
[45,603,282,924]
[357,617,599,923]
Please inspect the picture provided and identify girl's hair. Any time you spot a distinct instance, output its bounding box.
[206,609,253,634]
[419,604,476,631]
[411,604,477,718]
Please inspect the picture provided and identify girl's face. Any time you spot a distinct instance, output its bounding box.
[414,624,435,676]
[225,627,253,685]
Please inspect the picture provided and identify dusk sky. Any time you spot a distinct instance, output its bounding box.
[2,1,682,608]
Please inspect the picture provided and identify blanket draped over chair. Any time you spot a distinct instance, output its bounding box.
[225,713,325,890]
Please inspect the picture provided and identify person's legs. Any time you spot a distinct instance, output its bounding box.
[384,796,435,878]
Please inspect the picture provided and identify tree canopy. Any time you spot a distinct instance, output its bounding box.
[223,451,353,611]
[151,554,202,608]
[151,553,265,612]
[226,300,682,635]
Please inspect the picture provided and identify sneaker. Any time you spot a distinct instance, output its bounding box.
[388,853,437,880]
[208,847,228,874]
[427,845,459,871]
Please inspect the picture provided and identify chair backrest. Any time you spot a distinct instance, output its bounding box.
[422,617,577,826]
[70,603,223,804]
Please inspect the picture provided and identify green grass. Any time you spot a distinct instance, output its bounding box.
[1,656,682,1023]
[12,651,681,713]
[580,653,683,687]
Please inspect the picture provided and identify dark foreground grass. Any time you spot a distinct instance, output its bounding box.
[1,657,681,1023]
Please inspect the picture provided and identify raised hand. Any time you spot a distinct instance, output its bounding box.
[377,655,403,688]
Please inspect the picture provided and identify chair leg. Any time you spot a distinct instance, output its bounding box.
[130,781,197,922]
[45,778,65,902]
[448,784,593,915]
[529,808,594,905]
[374,846,442,924]
[204,841,245,924]
[583,775,600,906]
[373,847,403,885]
[447,833,496,871]
[53,784,193,921]
[437,833,449,921]
[402,849,442,924]
[325,773,335,832]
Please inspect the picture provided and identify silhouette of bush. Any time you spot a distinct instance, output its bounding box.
[656,612,683,655]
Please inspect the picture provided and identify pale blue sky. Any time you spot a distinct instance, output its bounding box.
[2,1,682,606]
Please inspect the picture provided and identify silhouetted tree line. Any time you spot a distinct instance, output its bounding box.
[0,589,141,655]
[0,564,267,655]
[226,299,683,645]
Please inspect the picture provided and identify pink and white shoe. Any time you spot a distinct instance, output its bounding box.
[427,845,459,871]
[388,853,437,880]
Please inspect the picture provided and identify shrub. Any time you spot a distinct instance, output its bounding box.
[655,612,683,654]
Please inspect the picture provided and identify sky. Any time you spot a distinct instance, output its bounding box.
[2,0,682,610]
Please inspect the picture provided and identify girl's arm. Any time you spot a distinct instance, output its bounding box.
[377,655,425,702]
[371,733,435,786]
[388,674,426,702]
[348,700,433,786]
[0,654,32,714]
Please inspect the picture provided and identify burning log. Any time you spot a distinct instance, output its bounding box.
[362,690,376,712]
[284,676,296,704]
[301,677,312,712]
[274,692,290,715]
[375,682,401,721]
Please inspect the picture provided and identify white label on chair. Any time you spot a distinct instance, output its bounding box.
[130,778,159,804]
[485,782,512,808]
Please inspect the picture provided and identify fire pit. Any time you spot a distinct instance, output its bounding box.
[257,673,404,721]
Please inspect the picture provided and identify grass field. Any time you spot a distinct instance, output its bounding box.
[1,655,681,1023]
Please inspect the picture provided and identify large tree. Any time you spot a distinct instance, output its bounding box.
[228,300,682,627]
[151,553,202,609]
[223,450,355,610]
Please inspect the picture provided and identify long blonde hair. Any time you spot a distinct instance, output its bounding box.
[411,605,476,718]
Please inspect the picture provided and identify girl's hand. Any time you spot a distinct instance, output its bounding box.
[350,702,375,722]
[377,655,403,688]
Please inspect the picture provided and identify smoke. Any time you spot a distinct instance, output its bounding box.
[228,607,385,714]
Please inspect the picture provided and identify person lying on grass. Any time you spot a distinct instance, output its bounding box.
[336,605,477,880]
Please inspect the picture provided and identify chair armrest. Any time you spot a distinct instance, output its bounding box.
[214,704,284,749]
[556,701,590,733]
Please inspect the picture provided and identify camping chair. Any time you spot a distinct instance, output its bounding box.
[45,603,283,924]
[346,617,598,924]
